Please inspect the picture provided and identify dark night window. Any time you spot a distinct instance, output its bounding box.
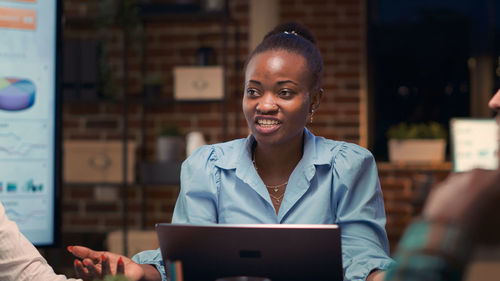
[367,0,500,160]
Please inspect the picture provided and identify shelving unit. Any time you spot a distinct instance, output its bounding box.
[62,0,240,255]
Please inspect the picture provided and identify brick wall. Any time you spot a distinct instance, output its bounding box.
[48,0,453,276]
[60,0,368,233]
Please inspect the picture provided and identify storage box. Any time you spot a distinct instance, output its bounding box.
[388,139,446,164]
[64,140,136,183]
[173,66,224,100]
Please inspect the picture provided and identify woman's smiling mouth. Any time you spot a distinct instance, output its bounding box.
[255,117,282,133]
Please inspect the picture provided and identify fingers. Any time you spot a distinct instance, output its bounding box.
[74,259,91,281]
[68,245,103,263]
[117,256,125,275]
[83,258,101,278]
[101,255,111,276]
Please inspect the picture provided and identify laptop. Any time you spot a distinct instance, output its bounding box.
[156,223,343,281]
[450,118,499,172]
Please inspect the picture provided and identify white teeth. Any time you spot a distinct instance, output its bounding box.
[257,119,279,126]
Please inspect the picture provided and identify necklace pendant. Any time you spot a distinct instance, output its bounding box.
[274,188,278,192]
[276,199,280,203]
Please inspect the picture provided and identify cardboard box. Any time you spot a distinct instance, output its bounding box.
[173,66,224,100]
[64,140,135,183]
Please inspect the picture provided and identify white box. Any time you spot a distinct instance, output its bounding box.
[173,66,224,100]
[388,139,446,164]
[64,140,136,183]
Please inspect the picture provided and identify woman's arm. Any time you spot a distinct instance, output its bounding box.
[332,144,395,281]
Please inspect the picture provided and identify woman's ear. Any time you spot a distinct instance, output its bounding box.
[310,88,323,112]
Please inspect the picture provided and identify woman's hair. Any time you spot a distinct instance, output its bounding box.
[246,21,323,90]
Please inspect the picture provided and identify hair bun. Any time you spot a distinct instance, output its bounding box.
[265,21,317,45]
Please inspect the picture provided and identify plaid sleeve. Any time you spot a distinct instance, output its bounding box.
[384,219,473,281]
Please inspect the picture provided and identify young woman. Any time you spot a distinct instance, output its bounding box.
[70,22,393,281]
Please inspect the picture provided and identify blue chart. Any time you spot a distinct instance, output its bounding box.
[5,207,46,225]
[0,120,48,159]
[2,198,48,231]
[0,77,36,111]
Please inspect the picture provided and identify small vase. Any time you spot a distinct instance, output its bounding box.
[156,136,184,162]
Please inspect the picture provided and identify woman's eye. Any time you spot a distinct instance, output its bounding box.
[246,88,259,97]
[279,89,294,97]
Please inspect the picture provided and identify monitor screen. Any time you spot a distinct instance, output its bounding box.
[451,118,499,172]
[0,0,60,246]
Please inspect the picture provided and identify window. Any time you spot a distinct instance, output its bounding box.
[367,0,500,160]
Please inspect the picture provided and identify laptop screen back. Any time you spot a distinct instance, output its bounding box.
[450,118,499,172]
[156,223,343,281]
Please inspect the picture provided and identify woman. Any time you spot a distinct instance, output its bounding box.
[70,22,394,281]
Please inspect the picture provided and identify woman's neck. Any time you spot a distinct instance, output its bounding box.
[253,133,304,186]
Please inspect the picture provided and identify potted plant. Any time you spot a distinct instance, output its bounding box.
[143,74,163,101]
[387,122,447,163]
[156,124,185,162]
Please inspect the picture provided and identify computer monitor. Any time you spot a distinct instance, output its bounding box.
[450,118,499,172]
[0,0,61,246]
[156,223,343,281]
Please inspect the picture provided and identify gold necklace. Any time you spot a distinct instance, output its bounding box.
[265,182,288,193]
[269,192,285,204]
[252,150,288,192]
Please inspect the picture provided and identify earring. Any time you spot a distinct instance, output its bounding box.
[309,110,315,123]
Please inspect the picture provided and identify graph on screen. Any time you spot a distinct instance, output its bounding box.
[0,77,36,111]
[0,120,48,159]
[0,0,58,246]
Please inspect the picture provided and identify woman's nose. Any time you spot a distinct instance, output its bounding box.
[256,93,278,113]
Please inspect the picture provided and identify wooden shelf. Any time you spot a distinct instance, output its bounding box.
[138,3,229,22]
[140,161,182,185]
[377,161,452,172]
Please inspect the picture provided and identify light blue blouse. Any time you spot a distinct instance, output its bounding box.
[133,128,395,281]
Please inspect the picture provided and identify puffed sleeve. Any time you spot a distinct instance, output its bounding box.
[172,145,220,224]
[332,143,395,281]
[132,145,220,281]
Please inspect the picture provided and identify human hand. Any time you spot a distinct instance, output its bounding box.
[423,168,500,243]
[68,245,145,281]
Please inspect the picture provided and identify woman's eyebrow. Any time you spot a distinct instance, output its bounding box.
[277,80,298,85]
[248,79,262,85]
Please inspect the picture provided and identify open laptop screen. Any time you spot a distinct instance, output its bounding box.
[156,223,343,281]
[450,118,499,172]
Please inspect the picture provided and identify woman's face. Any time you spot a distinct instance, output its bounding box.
[243,50,321,148]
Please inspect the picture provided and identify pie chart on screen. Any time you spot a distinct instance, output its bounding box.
[0,77,36,111]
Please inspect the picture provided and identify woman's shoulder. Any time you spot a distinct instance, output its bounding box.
[185,138,247,165]
[314,135,374,160]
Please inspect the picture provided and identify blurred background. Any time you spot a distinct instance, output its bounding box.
[2,0,500,278]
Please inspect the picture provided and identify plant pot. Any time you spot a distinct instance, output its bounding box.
[388,139,446,164]
[156,136,184,162]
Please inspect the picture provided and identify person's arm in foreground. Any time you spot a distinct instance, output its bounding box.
[384,168,500,281]
[69,246,161,281]
[0,203,78,281]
